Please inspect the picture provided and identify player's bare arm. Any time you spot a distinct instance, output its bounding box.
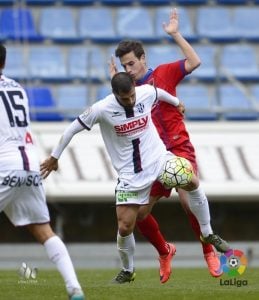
[163,8,201,73]
[162,7,178,36]
[109,55,118,79]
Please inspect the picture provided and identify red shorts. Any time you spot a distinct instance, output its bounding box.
[150,140,198,198]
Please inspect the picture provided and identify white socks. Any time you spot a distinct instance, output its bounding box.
[187,185,213,237]
[44,235,81,294]
[117,232,135,273]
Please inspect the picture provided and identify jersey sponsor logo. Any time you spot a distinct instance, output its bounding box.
[114,116,148,136]
[1,174,42,187]
[116,191,138,202]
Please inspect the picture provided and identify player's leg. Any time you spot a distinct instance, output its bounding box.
[27,223,84,299]
[112,204,138,284]
[177,188,222,277]
[137,194,170,256]
[171,144,223,276]
[182,174,230,253]
[3,171,84,300]
[137,184,176,284]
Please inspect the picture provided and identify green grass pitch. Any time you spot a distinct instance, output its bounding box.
[0,268,258,300]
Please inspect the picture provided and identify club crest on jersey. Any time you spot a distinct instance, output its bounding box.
[136,103,145,113]
[114,116,148,136]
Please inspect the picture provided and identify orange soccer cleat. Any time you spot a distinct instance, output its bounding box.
[204,250,223,278]
[159,243,176,284]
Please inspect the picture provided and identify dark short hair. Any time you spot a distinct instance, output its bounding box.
[115,40,145,59]
[0,44,6,69]
[111,72,134,95]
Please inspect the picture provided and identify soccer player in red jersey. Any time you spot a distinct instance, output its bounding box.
[110,8,224,282]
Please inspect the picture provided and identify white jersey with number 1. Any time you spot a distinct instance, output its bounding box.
[78,84,169,189]
[0,75,39,172]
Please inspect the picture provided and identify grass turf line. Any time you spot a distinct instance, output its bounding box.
[0,268,258,300]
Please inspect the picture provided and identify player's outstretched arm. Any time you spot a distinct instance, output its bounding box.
[163,8,201,73]
[40,119,84,179]
[109,55,118,79]
[157,87,179,106]
[156,87,185,115]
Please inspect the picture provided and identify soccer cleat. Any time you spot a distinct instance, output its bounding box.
[112,269,136,284]
[159,243,176,284]
[69,288,85,300]
[200,234,230,253]
[204,251,223,278]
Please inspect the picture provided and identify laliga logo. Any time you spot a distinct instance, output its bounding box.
[219,249,248,287]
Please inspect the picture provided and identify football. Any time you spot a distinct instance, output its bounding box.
[229,257,239,268]
[161,156,193,188]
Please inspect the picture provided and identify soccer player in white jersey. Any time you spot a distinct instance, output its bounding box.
[0,44,85,300]
[41,72,229,284]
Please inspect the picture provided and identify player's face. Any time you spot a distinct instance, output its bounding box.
[114,87,136,109]
[119,51,147,81]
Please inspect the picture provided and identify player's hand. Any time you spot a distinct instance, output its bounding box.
[163,8,179,36]
[177,101,185,115]
[109,55,118,79]
[40,156,59,179]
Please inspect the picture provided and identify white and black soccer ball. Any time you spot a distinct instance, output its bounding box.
[161,156,193,188]
[229,257,239,268]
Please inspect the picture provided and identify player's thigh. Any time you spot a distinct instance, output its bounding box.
[116,204,139,234]
[137,195,160,220]
[116,204,139,224]
[177,188,193,213]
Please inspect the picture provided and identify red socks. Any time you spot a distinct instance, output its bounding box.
[136,214,169,256]
[136,212,214,256]
[187,212,214,254]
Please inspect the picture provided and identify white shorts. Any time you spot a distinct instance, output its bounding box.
[0,170,50,226]
[115,151,174,205]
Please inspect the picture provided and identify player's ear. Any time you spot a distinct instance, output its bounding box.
[140,53,146,62]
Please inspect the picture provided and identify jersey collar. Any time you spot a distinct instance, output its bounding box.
[136,68,153,86]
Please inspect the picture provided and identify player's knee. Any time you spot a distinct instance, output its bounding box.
[118,221,134,236]
[182,174,199,191]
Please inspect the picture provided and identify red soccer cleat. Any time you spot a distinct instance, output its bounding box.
[204,250,223,278]
[159,243,176,284]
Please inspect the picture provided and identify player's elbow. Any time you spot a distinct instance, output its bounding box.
[192,59,201,71]
[186,58,201,73]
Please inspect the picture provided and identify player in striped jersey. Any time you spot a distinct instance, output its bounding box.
[0,44,84,300]
[110,8,225,282]
[40,72,229,284]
